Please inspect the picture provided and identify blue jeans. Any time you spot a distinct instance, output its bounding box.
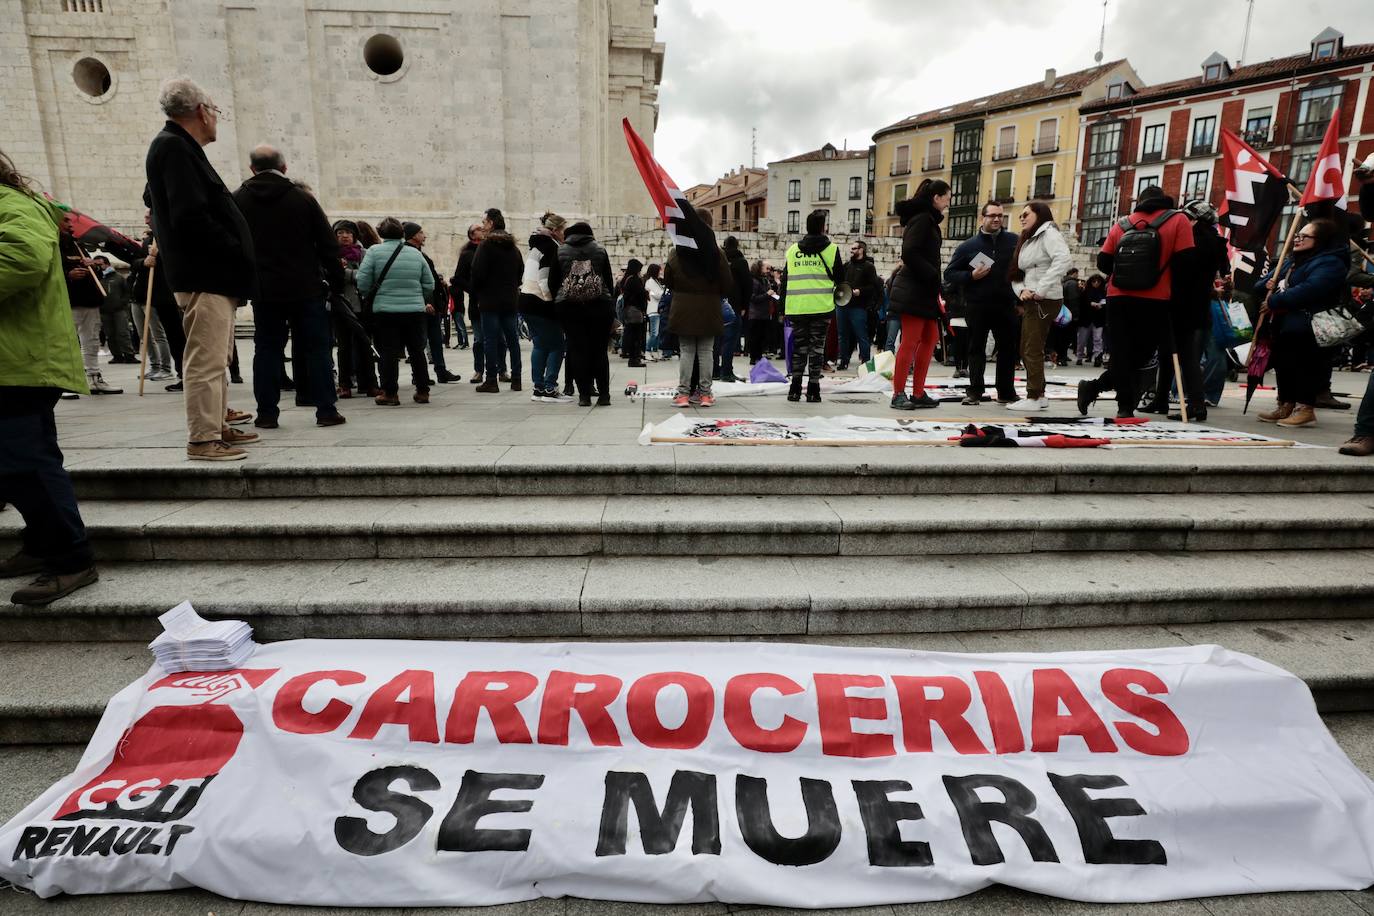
[714,312,739,379]
[885,316,902,351]
[836,305,870,366]
[480,311,522,381]
[253,297,338,420]
[647,314,660,352]
[1201,328,1228,405]
[525,313,565,390]
[0,388,93,574]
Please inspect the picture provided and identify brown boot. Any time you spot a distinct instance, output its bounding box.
[0,550,44,579]
[1277,404,1316,428]
[413,389,430,404]
[1257,402,1293,423]
[187,440,248,461]
[475,376,500,393]
[221,427,259,445]
[9,566,98,606]
[1339,436,1374,457]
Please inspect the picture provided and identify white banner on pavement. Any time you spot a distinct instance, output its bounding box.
[3,640,1373,908]
[637,415,1299,447]
[630,375,1081,401]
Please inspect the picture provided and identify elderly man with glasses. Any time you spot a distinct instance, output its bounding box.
[943,201,1021,405]
[144,76,258,461]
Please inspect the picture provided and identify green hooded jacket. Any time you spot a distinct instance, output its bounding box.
[0,186,87,393]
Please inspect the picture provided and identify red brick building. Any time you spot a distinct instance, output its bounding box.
[1072,28,1374,244]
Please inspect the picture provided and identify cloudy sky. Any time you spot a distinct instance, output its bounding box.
[654,0,1369,185]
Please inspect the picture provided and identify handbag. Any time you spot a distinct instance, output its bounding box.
[1211,298,1254,349]
[359,241,408,317]
[720,297,737,325]
[1311,306,1367,348]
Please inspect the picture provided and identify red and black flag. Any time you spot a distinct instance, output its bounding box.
[47,196,144,264]
[1298,111,1347,210]
[622,117,720,273]
[1217,129,1291,293]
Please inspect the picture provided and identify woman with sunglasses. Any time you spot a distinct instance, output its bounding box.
[1256,217,1350,428]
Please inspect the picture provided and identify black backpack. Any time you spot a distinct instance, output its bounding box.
[1112,210,1177,291]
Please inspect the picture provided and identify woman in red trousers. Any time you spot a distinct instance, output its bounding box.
[888,178,951,409]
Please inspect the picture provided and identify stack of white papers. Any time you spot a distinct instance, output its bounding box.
[149,601,257,673]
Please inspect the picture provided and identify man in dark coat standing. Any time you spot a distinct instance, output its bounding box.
[144,76,257,461]
[231,144,345,429]
[838,240,880,370]
[944,202,1019,404]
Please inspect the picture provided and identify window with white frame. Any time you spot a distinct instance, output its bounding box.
[787,179,800,202]
[787,210,800,233]
[848,176,862,200]
[1183,170,1209,202]
[848,209,860,233]
[1140,124,1165,161]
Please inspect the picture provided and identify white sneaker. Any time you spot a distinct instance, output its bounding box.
[1008,397,1048,411]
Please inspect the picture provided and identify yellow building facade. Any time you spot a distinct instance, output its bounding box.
[872,61,1140,240]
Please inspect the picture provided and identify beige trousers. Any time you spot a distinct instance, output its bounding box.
[174,292,238,444]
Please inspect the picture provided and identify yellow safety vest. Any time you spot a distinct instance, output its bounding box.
[784,242,840,316]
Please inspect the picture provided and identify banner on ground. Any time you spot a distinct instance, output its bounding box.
[3,640,1373,907]
[638,414,1299,447]
[629,376,1080,402]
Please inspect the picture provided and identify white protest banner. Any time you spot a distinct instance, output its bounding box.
[4,640,1372,908]
[638,415,1299,447]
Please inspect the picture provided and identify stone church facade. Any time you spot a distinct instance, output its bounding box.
[2,0,663,258]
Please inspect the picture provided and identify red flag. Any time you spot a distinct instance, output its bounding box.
[622,118,719,269]
[46,195,144,263]
[1299,112,1347,209]
[1217,129,1289,249]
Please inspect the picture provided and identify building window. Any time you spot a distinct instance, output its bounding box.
[1140,124,1165,162]
[1243,108,1272,147]
[1137,175,1161,199]
[994,125,1017,160]
[1204,64,1223,82]
[1033,163,1054,198]
[787,210,800,233]
[733,201,741,224]
[953,126,982,165]
[1087,121,1123,170]
[1183,170,1209,202]
[892,145,911,175]
[1080,172,1118,244]
[848,176,862,200]
[1291,147,1319,187]
[787,179,800,202]
[1106,81,1123,100]
[1314,40,1337,60]
[924,139,944,170]
[946,213,976,240]
[63,0,105,9]
[1295,83,1343,142]
[1035,118,1058,154]
[993,169,1013,202]
[72,57,112,97]
[363,33,405,76]
[890,183,908,214]
[817,178,832,201]
[1190,116,1216,157]
[848,209,861,233]
[951,171,980,208]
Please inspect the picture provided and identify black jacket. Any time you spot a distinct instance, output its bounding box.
[231,171,342,302]
[60,236,104,310]
[130,235,176,316]
[451,241,479,318]
[469,230,523,314]
[549,232,616,318]
[888,199,944,318]
[842,257,880,310]
[621,274,648,324]
[944,229,1017,313]
[143,121,255,298]
[726,249,752,315]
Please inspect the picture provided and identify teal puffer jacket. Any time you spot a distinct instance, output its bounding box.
[356,239,433,314]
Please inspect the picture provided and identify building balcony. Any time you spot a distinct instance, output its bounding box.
[953,152,982,166]
[922,158,944,171]
[1243,128,1274,149]
[1029,182,1055,200]
[1188,141,1215,158]
[815,196,833,203]
[1139,150,1164,164]
[1032,138,1060,155]
[786,196,800,204]
[889,163,912,176]
[993,194,1016,205]
[992,144,1018,161]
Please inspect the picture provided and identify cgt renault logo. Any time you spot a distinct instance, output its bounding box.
[10,669,278,864]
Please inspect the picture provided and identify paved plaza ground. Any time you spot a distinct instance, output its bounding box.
[50,337,1374,453]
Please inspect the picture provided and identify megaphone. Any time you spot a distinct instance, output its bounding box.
[833,283,853,307]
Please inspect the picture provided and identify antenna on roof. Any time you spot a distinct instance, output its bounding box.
[1239,0,1256,65]
[751,127,757,169]
[1095,0,1107,63]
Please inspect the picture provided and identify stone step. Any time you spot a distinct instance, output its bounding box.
[3,619,1372,747]
[60,444,1374,499]
[7,493,1373,563]
[2,549,1371,644]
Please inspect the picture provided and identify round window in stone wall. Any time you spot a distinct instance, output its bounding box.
[73,57,112,98]
[363,34,404,76]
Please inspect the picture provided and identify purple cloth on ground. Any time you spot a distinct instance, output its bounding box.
[749,358,787,384]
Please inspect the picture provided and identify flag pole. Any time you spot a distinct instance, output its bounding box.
[138,263,155,397]
[1351,241,1374,271]
[1250,187,1305,369]
[72,241,107,298]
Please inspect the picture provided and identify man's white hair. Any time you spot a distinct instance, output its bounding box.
[158,77,210,119]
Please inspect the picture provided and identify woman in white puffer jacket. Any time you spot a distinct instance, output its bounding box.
[1009,201,1072,411]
